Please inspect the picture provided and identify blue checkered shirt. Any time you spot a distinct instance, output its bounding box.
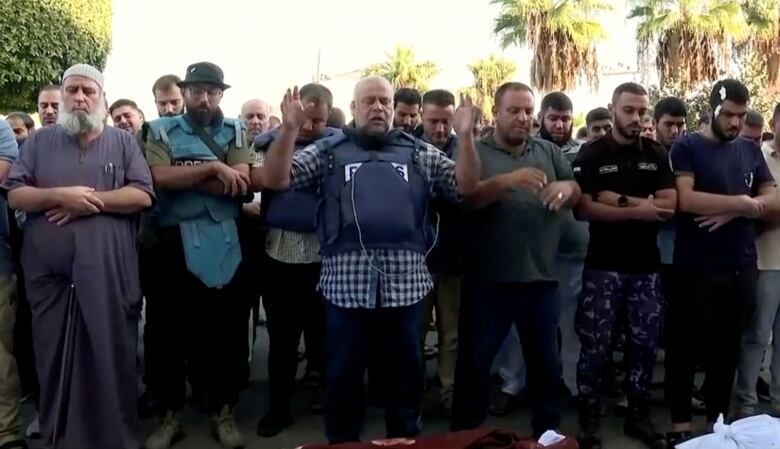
[290,140,460,308]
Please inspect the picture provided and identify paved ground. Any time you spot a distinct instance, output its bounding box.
[21,320,769,449]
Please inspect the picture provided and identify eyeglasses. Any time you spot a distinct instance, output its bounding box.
[187,86,223,99]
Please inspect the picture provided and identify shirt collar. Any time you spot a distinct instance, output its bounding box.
[480,131,539,156]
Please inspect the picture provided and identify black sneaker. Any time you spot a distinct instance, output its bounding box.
[300,370,322,391]
[625,416,665,449]
[577,434,602,449]
[256,411,293,438]
[489,392,516,417]
[665,431,692,449]
[0,439,28,449]
[138,389,160,420]
[309,387,325,415]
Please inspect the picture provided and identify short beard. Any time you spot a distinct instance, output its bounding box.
[711,116,736,142]
[57,100,106,136]
[615,118,640,142]
[539,122,571,146]
[187,108,215,126]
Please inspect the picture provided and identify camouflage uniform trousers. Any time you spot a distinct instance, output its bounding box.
[575,270,663,399]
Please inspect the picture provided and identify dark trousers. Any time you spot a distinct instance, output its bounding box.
[141,244,211,405]
[665,267,757,423]
[325,301,424,444]
[12,272,37,400]
[262,256,324,412]
[10,215,37,401]
[451,281,561,437]
[141,237,251,414]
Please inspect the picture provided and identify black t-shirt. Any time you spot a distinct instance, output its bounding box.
[572,134,675,273]
[671,134,774,269]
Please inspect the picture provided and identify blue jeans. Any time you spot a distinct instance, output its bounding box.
[735,270,780,411]
[452,281,561,437]
[325,301,423,444]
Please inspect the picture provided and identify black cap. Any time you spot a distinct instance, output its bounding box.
[177,62,230,90]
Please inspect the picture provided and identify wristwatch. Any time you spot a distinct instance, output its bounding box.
[618,195,629,207]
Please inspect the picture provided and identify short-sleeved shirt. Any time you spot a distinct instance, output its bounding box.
[463,133,575,283]
[289,134,461,308]
[573,134,674,273]
[141,114,251,245]
[671,134,775,269]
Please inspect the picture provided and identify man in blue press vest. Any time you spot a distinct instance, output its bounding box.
[251,83,339,437]
[142,62,252,449]
[262,76,481,443]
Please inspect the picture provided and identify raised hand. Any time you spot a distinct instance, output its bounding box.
[454,93,478,137]
[280,86,309,131]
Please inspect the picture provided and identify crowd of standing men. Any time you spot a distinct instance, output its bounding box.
[0,60,779,449]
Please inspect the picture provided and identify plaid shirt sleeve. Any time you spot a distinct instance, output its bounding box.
[416,142,459,202]
[290,143,325,191]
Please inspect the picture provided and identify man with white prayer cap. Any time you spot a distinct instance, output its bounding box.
[2,63,154,449]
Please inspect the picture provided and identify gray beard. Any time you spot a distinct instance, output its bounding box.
[58,106,105,137]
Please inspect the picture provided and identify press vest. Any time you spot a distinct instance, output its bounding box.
[257,127,343,233]
[146,115,245,288]
[317,129,433,257]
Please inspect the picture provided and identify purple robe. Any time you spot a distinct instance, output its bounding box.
[2,125,154,449]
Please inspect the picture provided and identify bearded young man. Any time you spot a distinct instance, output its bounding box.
[665,79,779,447]
[571,82,674,449]
[2,64,154,449]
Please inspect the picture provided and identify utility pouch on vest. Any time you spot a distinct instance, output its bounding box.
[264,190,320,233]
[344,157,417,243]
[179,217,242,288]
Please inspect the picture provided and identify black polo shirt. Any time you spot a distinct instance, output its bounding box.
[572,134,674,273]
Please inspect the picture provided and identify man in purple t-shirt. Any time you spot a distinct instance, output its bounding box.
[665,79,778,446]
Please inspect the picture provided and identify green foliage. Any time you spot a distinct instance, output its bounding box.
[460,55,516,122]
[0,0,112,112]
[493,0,612,92]
[629,0,747,90]
[740,50,780,126]
[363,46,438,93]
[649,47,780,133]
[648,82,710,133]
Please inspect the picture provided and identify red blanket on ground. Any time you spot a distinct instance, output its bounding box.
[301,428,579,449]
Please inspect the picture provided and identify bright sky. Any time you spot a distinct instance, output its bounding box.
[103,0,642,121]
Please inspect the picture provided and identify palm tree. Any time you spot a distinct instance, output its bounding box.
[363,45,438,93]
[461,55,517,122]
[629,0,748,91]
[492,0,612,93]
[743,0,780,93]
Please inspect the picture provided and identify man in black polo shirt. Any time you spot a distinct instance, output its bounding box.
[665,79,777,447]
[572,83,675,449]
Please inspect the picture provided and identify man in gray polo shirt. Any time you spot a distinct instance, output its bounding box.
[451,82,581,437]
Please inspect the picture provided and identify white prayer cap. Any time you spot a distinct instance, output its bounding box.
[62,64,104,90]
[676,414,780,449]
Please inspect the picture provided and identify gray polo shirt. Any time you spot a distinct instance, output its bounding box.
[463,133,575,283]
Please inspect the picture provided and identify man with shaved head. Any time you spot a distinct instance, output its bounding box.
[241,99,271,142]
[262,75,482,443]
